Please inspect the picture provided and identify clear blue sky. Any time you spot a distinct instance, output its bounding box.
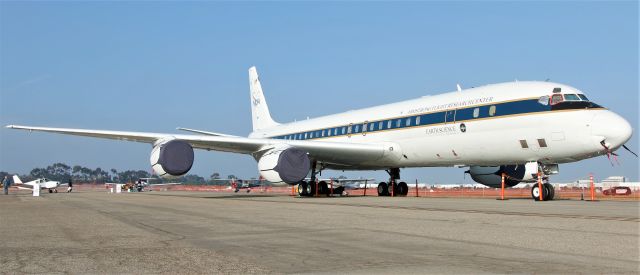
[1,1,638,183]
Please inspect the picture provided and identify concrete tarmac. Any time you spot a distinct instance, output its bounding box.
[1,190,638,274]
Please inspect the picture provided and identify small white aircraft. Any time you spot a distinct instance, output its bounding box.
[12,175,66,193]
[6,67,635,201]
[104,178,181,192]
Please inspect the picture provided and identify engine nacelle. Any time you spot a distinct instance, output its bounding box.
[150,139,194,178]
[468,162,538,188]
[258,146,310,184]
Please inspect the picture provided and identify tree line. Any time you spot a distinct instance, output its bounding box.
[0,162,244,185]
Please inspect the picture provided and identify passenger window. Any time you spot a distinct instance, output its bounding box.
[396,119,402,128]
[537,139,547,148]
[347,125,352,134]
[354,125,359,133]
[310,132,313,138]
[489,105,496,116]
[551,94,563,105]
[473,108,480,118]
[304,133,308,139]
[415,116,421,125]
[406,118,411,126]
[519,140,529,149]
[378,121,383,130]
[342,127,346,134]
[369,123,374,131]
[538,96,549,106]
[387,120,392,129]
[322,130,325,137]
[564,94,580,101]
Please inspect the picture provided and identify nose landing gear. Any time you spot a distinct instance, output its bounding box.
[531,181,555,201]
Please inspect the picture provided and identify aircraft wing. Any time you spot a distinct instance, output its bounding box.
[6,125,389,165]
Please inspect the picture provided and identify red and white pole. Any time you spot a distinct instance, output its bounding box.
[537,171,544,201]
[590,174,595,201]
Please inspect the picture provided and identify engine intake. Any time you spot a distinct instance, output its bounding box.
[150,139,194,178]
[468,163,538,188]
[258,146,310,184]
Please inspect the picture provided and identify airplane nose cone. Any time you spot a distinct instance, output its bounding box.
[591,111,633,149]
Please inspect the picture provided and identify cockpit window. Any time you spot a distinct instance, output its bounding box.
[564,94,581,101]
[578,94,589,101]
[550,94,563,105]
[538,95,549,105]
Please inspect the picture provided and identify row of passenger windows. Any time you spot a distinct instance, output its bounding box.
[274,104,502,140]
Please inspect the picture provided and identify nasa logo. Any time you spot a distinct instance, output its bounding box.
[460,123,467,133]
[252,89,261,106]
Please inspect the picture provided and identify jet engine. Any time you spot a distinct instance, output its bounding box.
[150,139,194,178]
[258,146,310,184]
[468,163,538,188]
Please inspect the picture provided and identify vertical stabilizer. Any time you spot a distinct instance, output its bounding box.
[12,175,22,184]
[249,66,279,131]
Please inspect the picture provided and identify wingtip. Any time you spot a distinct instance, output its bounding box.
[5,124,15,129]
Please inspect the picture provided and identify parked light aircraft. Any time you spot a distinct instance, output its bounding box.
[6,67,635,200]
[105,178,181,192]
[12,175,65,193]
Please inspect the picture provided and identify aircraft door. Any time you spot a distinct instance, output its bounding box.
[445,110,456,123]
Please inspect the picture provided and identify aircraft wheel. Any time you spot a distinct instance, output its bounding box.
[543,183,555,201]
[377,182,388,196]
[307,181,317,196]
[48,189,53,193]
[531,184,549,201]
[397,182,408,196]
[318,181,329,195]
[298,182,308,196]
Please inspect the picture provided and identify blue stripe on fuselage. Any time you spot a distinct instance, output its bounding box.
[269,98,556,140]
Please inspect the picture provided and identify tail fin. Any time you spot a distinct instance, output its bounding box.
[12,175,22,184]
[249,66,279,132]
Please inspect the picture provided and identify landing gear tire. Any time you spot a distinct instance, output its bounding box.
[397,182,408,196]
[543,183,555,201]
[318,181,329,196]
[298,181,308,197]
[307,181,317,196]
[531,184,550,201]
[48,189,53,193]
[377,182,389,196]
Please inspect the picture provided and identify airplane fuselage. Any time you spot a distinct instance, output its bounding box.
[250,81,631,169]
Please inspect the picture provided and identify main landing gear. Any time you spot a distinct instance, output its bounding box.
[377,168,408,197]
[297,161,343,197]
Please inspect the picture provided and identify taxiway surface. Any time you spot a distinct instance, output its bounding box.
[1,191,638,274]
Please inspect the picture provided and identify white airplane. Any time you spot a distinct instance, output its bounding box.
[12,175,65,193]
[6,67,635,200]
[104,178,181,192]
